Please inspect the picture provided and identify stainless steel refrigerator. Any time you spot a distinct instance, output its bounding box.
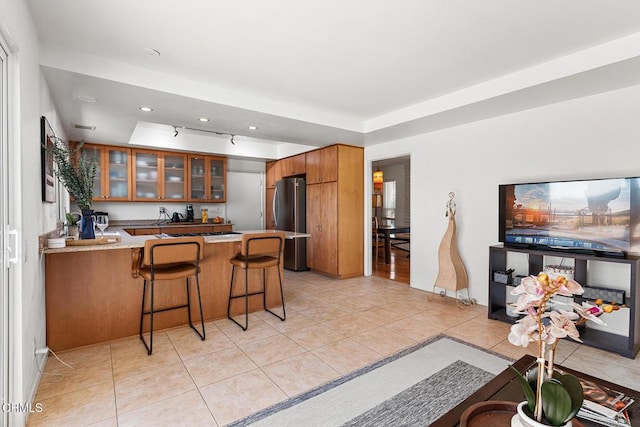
[274,177,308,271]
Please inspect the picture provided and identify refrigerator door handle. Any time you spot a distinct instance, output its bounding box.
[273,186,278,228]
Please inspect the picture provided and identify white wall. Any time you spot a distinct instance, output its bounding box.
[366,84,640,306]
[0,1,62,424]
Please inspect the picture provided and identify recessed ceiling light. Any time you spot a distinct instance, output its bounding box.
[75,95,97,103]
[144,48,161,56]
[198,117,209,122]
[139,106,153,112]
[248,126,257,130]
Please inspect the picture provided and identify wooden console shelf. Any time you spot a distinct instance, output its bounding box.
[488,244,640,358]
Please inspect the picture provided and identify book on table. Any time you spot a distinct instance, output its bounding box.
[576,377,634,427]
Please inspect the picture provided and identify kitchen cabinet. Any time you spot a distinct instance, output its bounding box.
[306,144,363,278]
[188,155,226,202]
[306,145,338,184]
[280,153,306,178]
[80,144,131,201]
[132,149,188,201]
[307,182,338,275]
[265,188,276,229]
[265,160,281,189]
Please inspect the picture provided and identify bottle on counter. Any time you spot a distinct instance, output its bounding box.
[201,208,208,223]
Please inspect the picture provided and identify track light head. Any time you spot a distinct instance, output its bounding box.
[230,135,235,145]
[173,126,179,138]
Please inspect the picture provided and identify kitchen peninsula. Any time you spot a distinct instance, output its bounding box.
[42,227,309,351]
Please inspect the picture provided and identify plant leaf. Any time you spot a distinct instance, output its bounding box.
[541,380,572,426]
[554,373,584,422]
[510,366,536,413]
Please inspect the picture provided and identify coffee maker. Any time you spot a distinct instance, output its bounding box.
[185,203,194,222]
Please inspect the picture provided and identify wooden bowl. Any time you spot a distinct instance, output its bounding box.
[460,401,519,427]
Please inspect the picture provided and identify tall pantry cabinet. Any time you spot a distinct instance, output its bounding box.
[306,144,363,278]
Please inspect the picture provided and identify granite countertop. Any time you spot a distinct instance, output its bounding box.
[42,228,310,254]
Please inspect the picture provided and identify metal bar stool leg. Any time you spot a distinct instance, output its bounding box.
[139,279,147,343]
[228,265,248,331]
[194,273,205,340]
[140,279,155,355]
[264,266,286,321]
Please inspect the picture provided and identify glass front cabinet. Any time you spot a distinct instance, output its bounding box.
[188,155,226,202]
[132,149,187,201]
[80,144,131,201]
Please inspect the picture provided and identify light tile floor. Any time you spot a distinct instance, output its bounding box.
[28,271,640,426]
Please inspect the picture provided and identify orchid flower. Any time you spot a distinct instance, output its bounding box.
[573,301,606,326]
[548,311,582,342]
[508,314,538,347]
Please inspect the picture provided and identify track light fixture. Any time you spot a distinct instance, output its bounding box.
[171,125,237,145]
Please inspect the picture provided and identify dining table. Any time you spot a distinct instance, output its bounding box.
[377,222,410,264]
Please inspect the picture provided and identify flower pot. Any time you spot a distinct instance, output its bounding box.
[512,402,573,427]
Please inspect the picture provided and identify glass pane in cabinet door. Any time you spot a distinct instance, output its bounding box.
[108,149,128,199]
[210,159,224,201]
[81,146,102,198]
[135,152,158,198]
[164,155,185,199]
[190,157,206,199]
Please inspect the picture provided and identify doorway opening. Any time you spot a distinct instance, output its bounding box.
[370,155,410,284]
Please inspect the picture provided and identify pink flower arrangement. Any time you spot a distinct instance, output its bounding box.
[508,272,606,424]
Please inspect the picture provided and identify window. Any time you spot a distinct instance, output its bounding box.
[383,180,396,220]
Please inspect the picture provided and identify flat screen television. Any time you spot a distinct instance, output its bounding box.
[499,177,640,257]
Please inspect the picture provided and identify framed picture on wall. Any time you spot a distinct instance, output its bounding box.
[41,116,56,203]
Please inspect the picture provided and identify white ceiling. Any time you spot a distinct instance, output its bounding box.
[27,0,640,154]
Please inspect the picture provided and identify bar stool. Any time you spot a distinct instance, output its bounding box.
[138,236,206,355]
[228,232,286,330]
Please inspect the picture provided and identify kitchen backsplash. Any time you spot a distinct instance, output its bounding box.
[71,201,227,222]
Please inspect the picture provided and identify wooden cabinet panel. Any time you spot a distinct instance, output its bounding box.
[188,155,227,202]
[305,145,337,183]
[280,153,306,178]
[162,153,187,201]
[306,144,363,278]
[306,182,338,275]
[266,188,276,230]
[266,161,282,188]
[80,144,131,201]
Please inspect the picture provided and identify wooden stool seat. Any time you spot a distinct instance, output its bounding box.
[139,264,200,280]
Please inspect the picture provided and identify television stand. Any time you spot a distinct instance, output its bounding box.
[488,244,639,358]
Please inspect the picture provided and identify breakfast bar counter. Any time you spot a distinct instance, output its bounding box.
[43,229,309,351]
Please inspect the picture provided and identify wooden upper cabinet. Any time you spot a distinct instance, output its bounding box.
[80,143,131,201]
[305,145,338,184]
[132,149,187,201]
[280,153,306,178]
[188,155,227,202]
[265,160,281,189]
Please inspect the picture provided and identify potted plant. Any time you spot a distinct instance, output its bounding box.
[47,138,97,239]
[64,212,80,239]
[508,272,608,426]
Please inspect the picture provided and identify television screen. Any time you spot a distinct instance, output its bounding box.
[499,177,640,255]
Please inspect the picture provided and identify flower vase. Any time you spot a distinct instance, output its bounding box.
[81,209,95,240]
[512,402,573,427]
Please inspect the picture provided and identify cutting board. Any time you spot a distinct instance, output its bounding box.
[65,235,121,246]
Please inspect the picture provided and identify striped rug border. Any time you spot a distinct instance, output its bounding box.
[228,333,514,426]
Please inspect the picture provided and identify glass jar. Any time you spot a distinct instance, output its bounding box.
[201,208,208,223]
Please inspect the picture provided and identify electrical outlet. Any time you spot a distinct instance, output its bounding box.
[159,207,166,215]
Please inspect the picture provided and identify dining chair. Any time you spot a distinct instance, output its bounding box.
[372,217,385,263]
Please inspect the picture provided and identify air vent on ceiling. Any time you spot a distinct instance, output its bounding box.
[72,123,96,131]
